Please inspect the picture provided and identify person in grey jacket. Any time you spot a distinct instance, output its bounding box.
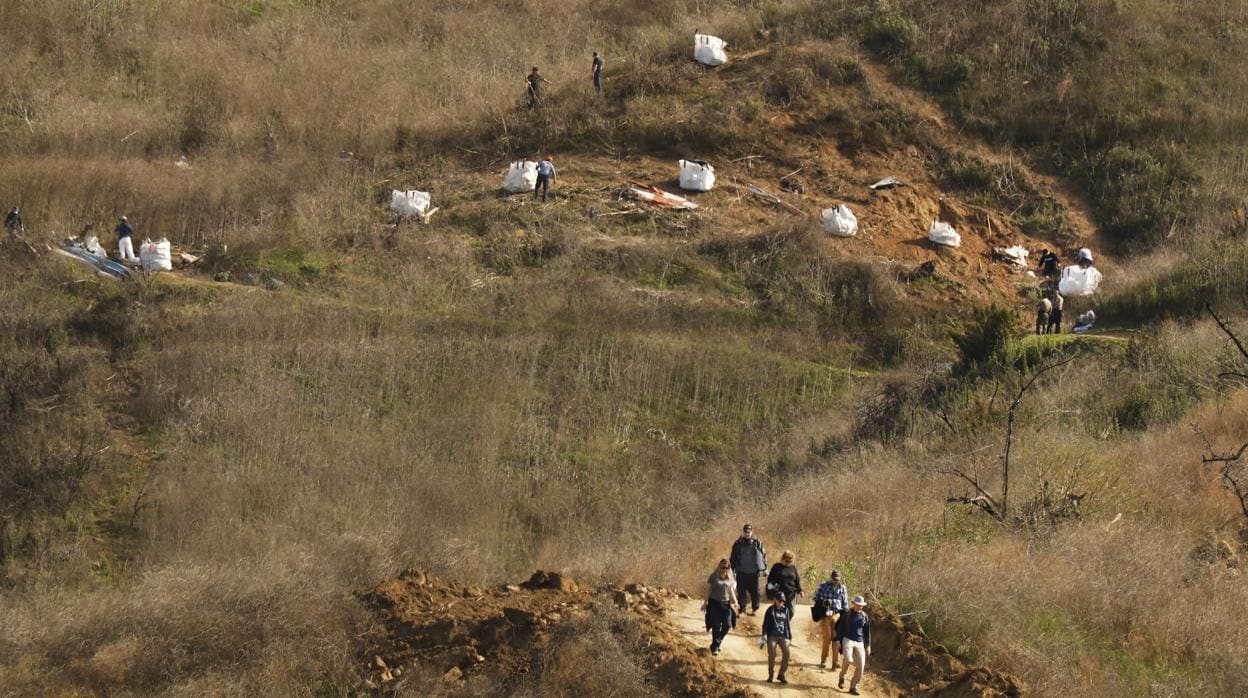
[729,523,766,615]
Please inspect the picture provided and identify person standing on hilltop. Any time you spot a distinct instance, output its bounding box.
[526,66,551,109]
[115,215,137,263]
[702,558,741,656]
[729,523,767,615]
[592,51,604,95]
[534,156,556,202]
[766,550,803,604]
[761,591,793,684]
[813,570,850,671]
[835,595,872,695]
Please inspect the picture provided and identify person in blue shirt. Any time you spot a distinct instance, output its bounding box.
[813,570,850,670]
[835,595,872,695]
[534,156,556,202]
[115,215,137,262]
[760,591,792,684]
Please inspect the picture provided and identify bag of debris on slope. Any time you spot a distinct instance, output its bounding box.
[995,245,1029,267]
[679,159,716,191]
[83,236,109,258]
[928,220,960,248]
[140,238,172,272]
[390,189,431,218]
[694,34,727,66]
[503,160,538,194]
[1058,264,1103,297]
[820,204,858,237]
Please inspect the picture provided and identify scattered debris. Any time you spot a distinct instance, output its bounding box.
[56,239,132,280]
[870,175,904,190]
[928,220,961,248]
[746,184,804,215]
[993,245,1029,267]
[623,181,699,210]
[779,176,805,194]
[390,189,433,222]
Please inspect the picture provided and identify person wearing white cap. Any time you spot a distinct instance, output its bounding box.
[1077,247,1094,268]
[115,215,137,263]
[835,594,871,695]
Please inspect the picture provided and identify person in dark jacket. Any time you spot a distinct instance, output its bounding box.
[702,558,740,655]
[835,595,872,695]
[592,51,603,95]
[766,549,802,603]
[4,207,22,234]
[526,67,550,109]
[760,591,792,684]
[813,570,850,670]
[1038,248,1060,278]
[729,523,767,615]
[115,215,136,262]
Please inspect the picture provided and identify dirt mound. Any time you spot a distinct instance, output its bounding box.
[356,570,751,696]
[871,606,1023,697]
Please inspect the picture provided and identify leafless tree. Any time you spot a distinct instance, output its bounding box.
[1198,301,1248,523]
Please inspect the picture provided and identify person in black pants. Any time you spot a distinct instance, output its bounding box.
[592,52,603,95]
[766,549,803,604]
[729,523,767,615]
[760,591,793,684]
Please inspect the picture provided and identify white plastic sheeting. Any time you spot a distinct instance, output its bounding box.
[820,205,858,237]
[1058,264,1103,297]
[678,159,716,191]
[390,189,431,218]
[694,34,728,66]
[83,236,108,258]
[140,238,172,272]
[997,245,1029,266]
[503,161,538,194]
[928,220,961,248]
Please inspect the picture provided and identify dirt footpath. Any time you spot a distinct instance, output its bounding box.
[671,599,900,697]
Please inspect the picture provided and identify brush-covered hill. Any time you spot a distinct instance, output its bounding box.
[2,2,1248,696]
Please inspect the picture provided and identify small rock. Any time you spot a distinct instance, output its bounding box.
[213,271,231,282]
[393,667,403,677]
[613,590,635,608]
[471,652,486,664]
[501,583,521,593]
[400,570,428,586]
[374,655,388,670]
[442,666,463,683]
[625,583,648,595]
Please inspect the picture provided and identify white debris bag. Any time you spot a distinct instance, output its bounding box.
[140,238,172,272]
[1058,264,1103,297]
[503,161,539,194]
[928,220,961,248]
[390,189,431,218]
[694,34,728,67]
[83,236,108,258]
[678,159,716,191]
[820,205,858,237]
[998,245,1029,266]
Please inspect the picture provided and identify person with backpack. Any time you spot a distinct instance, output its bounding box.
[835,595,872,695]
[702,558,741,656]
[760,591,792,684]
[729,523,766,615]
[766,550,802,603]
[534,156,556,202]
[813,570,850,670]
[592,52,604,95]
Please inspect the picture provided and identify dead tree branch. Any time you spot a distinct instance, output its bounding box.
[1001,355,1076,520]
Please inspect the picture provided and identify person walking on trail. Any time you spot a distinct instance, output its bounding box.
[760,591,793,684]
[729,523,766,615]
[814,570,850,670]
[4,207,22,234]
[592,51,604,95]
[1035,296,1052,335]
[702,558,741,656]
[115,215,137,262]
[534,156,556,202]
[1047,289,1064,335]
[526,67,550,109]
[766,549,802,603]
[835,595,872,695]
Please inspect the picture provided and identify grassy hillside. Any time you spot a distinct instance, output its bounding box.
[3,1,1248,696]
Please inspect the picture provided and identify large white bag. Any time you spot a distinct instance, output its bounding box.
[678,159,715,191]
[928,220,960,248]
[820,205,858,237]
[140,238,172,272]
[1058,264,1103,297]
[83,236,108,258]
[503,161,538,194]
[694,34,728,66]
[390,189,431,218]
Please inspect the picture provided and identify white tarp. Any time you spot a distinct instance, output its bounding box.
[503,161,538,194]
[140,238,172,272]
[83,235,108,258]
[390,189,431,218]
[678,159,715,191]
[1058,264,1103,297]
[997,245,1029,266]
[820,204,858,237]
[928,220,960,248]
[694,34,727,66]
